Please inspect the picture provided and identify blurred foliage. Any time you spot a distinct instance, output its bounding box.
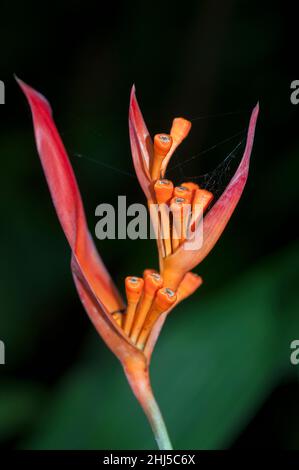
[0,0,298,450]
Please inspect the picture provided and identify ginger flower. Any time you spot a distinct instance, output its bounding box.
[17,77,258,450]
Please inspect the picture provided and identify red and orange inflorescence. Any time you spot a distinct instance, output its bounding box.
[17,77,258,448]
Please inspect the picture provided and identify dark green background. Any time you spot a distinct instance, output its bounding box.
[0,0,298,449]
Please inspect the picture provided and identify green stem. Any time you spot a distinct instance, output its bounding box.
[124,361,173,450]
[144,390,173,450]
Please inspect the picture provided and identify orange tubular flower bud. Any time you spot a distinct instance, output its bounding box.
[124,276,144,335]
[154,180,174,257]
[176,272,203,303]
[173,185,192,203]
[151,134,173,181]
[170,117,192,146]
[161,118,192,177]
[193,188,214,212]
[136,288,177,349]
[130,272,163,344]
[172,193,192,243]
[170,197,185,252]
[181,181,200,193]
[181,182,200,201]
[191,188,214,231]
[151,272,203,320]
[154,179,174,204]
[143,268,157,278]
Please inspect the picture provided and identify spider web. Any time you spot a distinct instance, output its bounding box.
[69,110,248,200]
[166,130,247,199]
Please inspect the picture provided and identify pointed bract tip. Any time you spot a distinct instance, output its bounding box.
[14,74,27,90]
[15,77,52,115]
[253,101,259,114]
[130,84,136,101]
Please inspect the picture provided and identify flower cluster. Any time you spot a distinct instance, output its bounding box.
[17,77,258,449]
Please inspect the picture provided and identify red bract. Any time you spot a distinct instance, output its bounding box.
[16,78,150,377]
